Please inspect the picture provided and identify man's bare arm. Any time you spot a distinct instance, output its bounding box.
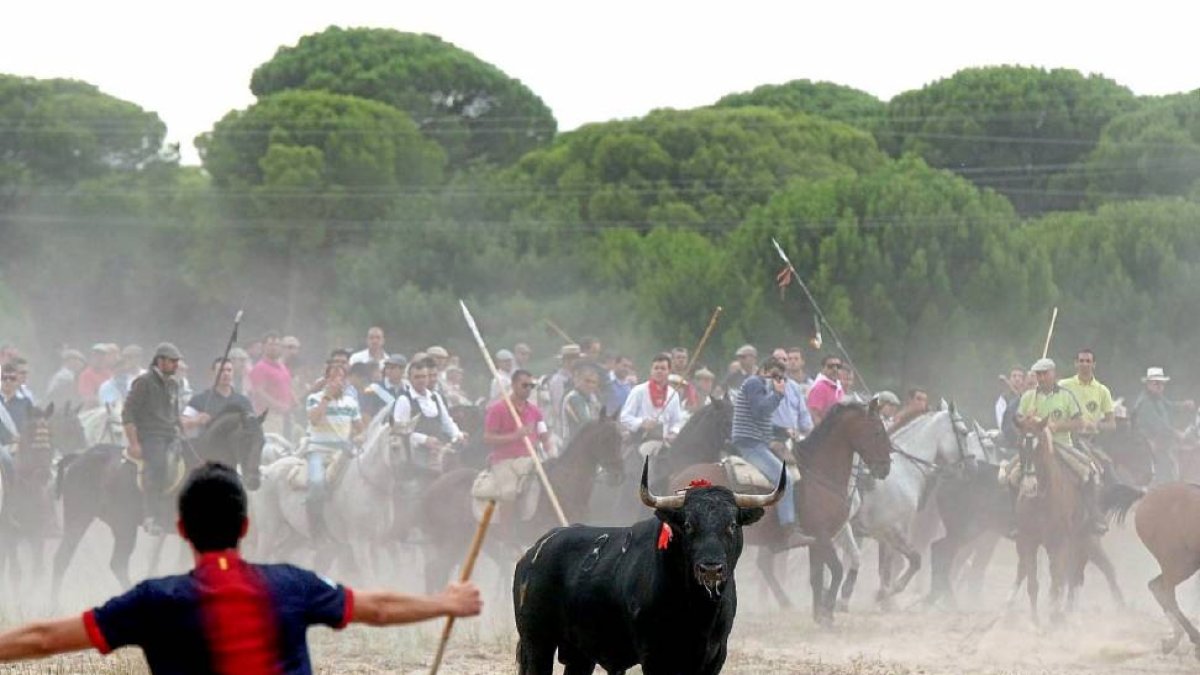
[0,617,93,662]
[352,582,481,627]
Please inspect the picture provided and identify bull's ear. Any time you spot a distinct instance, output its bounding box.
[654,508,685,527]
[737,507,765,526]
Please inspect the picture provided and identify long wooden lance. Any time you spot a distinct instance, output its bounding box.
[771,238,871,393]
[463,301,569,526]
[543,318,575,345]
[201,309,244,419]
[684,306,723,375]
[1041,307,1059,359]
[427,500,495,675]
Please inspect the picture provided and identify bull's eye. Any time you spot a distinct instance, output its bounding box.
[684,521,695,535]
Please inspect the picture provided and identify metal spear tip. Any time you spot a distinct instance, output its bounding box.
[234,309,244,323]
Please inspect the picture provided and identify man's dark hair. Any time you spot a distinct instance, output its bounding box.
[324,361,347,378]
[787,346,805,355]
[178,462,246,553]
[907,387,928,401]
[211,357,231,370]
[579,336,600,352]
[1077,348,1096,360]
[262,330,281,342]
[761,356,786,374]
[511,369,534,383]
[329,348,352,360]
[348,362,377,380]
[652,353,672,367]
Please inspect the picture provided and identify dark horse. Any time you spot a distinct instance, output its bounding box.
[670,400,894,624]
[419,411,624,593]
[0,403,59,588]
[51,405,265,600]
[595,398,734,527]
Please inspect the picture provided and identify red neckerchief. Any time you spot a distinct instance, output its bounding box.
[649,379,668,408]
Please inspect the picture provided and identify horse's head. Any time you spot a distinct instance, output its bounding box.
[937,403,985,471]
[17,403,56,477]
[571,407,625,485]
[673,397,734,464]
[843,399,892,479]
[201,407,265,491]
[47,401,87,454]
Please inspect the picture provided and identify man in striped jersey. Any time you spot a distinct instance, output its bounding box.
[732,356,814,548]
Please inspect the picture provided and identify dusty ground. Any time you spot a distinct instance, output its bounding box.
[3,519,1199,673]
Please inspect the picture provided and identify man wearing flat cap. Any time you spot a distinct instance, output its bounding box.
[1016,358,1106,532]
[122,342,184,533]
[1133,366,1195,482]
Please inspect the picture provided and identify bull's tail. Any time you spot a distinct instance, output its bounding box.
[55,454,81,500]
[1101,482,1145,525]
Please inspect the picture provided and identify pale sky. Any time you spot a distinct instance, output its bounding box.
[3,0,1196,164]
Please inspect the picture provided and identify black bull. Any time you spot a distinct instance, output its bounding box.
[513,459,785,675]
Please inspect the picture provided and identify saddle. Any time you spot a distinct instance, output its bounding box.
[282,450,351,491]
[721,455,802,493]
[470,457,541,523]
[122,448,187,496]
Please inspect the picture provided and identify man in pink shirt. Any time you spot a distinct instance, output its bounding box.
[248,331,294,437]
[483,369,553,465]
[805,354,845,427]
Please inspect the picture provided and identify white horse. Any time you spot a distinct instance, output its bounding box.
[249,408,400,583]
[841,404,987,605]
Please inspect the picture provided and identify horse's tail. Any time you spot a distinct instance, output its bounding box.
[55,454,80,500]
[1101,482,1145,526]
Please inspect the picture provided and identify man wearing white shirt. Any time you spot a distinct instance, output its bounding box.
[392,358,465,473]
[619,354,684,457]
[348,326,389,369]
[97,345,145,408]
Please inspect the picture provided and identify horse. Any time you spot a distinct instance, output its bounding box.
[419,412,624,594]
[47,401,88,455]
[249,405,405,581]
[845,405,986,605]
[1116,482,1200,659]
[51,406,265,600]
[0,403,59,590]
[670,400,893,625]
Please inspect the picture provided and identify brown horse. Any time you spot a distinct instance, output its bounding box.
[419,412,623,593]
[1120,483,1200,659]
[1009,427,1091,624]
[670,400,893,625]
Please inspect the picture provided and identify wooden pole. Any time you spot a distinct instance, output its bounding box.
[1041,306,1059,359]
[684,306,723,375]
[463,302,569,527]
[427,499,495,675]
[543,318,575,345]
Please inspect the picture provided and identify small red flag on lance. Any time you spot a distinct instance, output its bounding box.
[771,237,870,394]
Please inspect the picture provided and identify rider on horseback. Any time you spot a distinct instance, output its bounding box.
[732,356,816,548]
[391,357,465,476]
[303,362,364,541]
[0,363,31,515]
[1015,358,1106,533]
[121,343,184,534]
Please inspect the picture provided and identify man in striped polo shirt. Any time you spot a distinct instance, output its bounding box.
[0,462,481,672]
[732,356,815,548]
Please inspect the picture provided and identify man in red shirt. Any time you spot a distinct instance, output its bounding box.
[0,462,481,672]
[77,343,118,408]
[249,331,294,438]
[483,369,553,466]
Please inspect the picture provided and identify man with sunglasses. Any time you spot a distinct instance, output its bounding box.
[0,363,30,505]
[732,357,814,548]
[806,355,845,427]
[481,370,553,509]
[123,343,185,534]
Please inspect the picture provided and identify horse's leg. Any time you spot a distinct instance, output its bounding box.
[808,544,828,625]
[883,530,922,598]
[962,530,1001,601]
[926,531,963,609]
[1149,574,1200,656]
[109,522,137,590]
[835,524,862,611]
[52,514,91,606]
[1087,536,1126,609]
[875,540,895,603]
[821,538,843,623]
[755,547,791,609]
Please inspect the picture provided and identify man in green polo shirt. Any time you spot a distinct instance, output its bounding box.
[1058,349,1115,435]
[1018,357,1105,533]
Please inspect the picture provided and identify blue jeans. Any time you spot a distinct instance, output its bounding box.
[306,450,332,503]
[734,438,796,527]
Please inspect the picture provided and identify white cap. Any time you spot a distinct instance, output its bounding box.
[1029,357,1056,373]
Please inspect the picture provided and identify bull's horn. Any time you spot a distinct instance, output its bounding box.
[639,457,685,510]
[733,465,786,508]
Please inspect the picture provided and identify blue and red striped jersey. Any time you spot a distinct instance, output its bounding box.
[83,550,353,674]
